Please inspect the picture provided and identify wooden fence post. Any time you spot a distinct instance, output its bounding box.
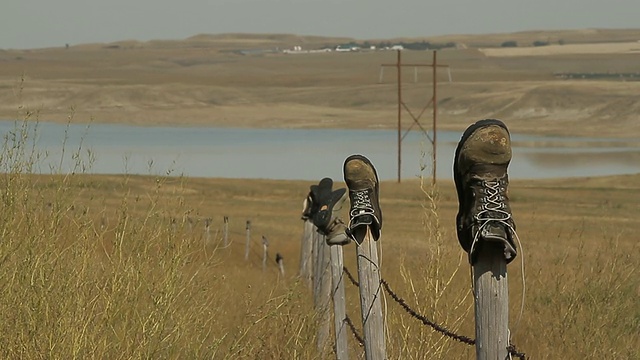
[276,253,285,276]
[223,216,229,246]
[314,233,332,357]
[204,217,212,243]
[311,229,319,296]
[299,219,314,287]
[356,228,386,360]
[170,217,177,235]
[330,244,349,360]
[262,235,269,272]
[473,242,509,360]
[187,216,194,233]
[245,220,251,261]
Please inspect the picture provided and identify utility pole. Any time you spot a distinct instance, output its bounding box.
[379,50,450,184]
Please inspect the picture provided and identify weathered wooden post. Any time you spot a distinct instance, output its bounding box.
[262,235,269,272]
[204,217,212,243]
[223,216,229,246]
[330,244,349,360]
[299,219,314,286]
[244,220,251,261]
[311,229,319,296]
[187,216,194,233]
[356,228,386,360]
[276,252,285,276]
[170,217,177,235]
[313,232,332,357]
[473,242,509,360]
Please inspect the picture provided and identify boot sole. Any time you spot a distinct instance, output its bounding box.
[343,154,380,192]
[314,188,347,230]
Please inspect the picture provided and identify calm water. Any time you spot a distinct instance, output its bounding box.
[1,120,639,181]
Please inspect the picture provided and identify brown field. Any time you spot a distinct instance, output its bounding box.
[0,28,639,359]
[480,41,640,57]
[1,28,640,138]
[1,170,637,359]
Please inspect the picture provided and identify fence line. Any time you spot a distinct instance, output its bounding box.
[342,266,527,359]
[204,213,527,360]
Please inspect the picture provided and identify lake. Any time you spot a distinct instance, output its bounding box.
[1,120,639,181]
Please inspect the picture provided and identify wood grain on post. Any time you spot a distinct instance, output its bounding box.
[473,242,509,360]
[356,227,386,360]
[330,244,349,360]
[299,219,314,286]
[314,234,332,357]
[312,230,319,298]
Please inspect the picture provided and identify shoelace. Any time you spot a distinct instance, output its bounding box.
[470,179,516,255]
[350,189,375,218]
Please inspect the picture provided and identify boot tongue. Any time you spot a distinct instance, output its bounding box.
[348,214,382,244]
[352,214,373,227]
[481,223,507,242]
[480,223,517,262]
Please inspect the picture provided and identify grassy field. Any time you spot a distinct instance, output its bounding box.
[0,28,639,358]
[0,119,638,358]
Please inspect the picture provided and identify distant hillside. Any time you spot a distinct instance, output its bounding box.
[77,28,640,52]
[382,28,640,48]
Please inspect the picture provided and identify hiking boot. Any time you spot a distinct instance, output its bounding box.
[454,119,517,264]
[312,187,351,246]
[313,187,347,232]
[322,216,351,246]
[343,154,382,244]
[303,177,333,220]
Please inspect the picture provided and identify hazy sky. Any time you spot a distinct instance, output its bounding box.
[2,0,639,49]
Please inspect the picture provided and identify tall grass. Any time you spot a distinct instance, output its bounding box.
[0,113,225,358]
[0,105,322,359]
[0,100,637,359]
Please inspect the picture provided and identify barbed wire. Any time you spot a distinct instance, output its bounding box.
[507,344,527,360]
[379,278,476,346]
[343,266,526,359]
[343,315,364,347]
[343,266,359,287]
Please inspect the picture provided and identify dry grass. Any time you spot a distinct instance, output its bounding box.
[0,114,637,358]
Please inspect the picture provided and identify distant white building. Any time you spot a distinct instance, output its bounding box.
[336,44,360,52]
[390,44,404,51]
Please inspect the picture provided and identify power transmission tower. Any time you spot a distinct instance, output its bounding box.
[380,50,451,184]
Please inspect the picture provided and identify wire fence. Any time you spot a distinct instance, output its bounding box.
[213,216,527,359]
[342,266,527,360]
[343,315,364,347]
